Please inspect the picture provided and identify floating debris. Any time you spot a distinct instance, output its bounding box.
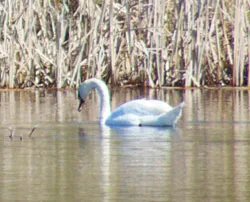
[7,125,37,141]
[8,127,14,140]
[28,126,37,137]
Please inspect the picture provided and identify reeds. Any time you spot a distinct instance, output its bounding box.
[0,0,249,88]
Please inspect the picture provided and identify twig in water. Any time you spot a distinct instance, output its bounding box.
[8,127,14,140]
[28,126,37,137]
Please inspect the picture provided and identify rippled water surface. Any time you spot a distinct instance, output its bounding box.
[0,88,250,201]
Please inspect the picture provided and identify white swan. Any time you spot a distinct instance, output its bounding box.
[78,78,184,127]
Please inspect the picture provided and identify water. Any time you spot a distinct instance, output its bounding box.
[0,88,250,201]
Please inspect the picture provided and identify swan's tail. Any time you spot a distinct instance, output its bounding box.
[138,102,184,127]
[157,102,185,126]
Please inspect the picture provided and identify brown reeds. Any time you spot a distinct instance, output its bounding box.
[0,0,249,88]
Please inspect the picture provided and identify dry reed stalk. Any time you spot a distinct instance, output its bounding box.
[154,0,165,86]
[220,0,233,65]
[184,1,193,87]
[109,0,116,84]
[233,0,245,86]
[248,27,250,87]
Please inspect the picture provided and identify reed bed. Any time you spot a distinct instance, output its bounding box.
[0,0,249,88]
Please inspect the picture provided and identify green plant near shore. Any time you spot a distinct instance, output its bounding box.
[0,0,249,88]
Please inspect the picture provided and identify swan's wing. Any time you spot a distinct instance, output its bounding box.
[109,99,173,119]
[140,102,185,126]
[106,99,184,126]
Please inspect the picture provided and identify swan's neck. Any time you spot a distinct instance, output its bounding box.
[88,79,111,124]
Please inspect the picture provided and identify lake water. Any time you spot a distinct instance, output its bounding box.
[0,87,250,201]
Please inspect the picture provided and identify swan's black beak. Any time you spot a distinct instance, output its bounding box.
[78,99,85,112]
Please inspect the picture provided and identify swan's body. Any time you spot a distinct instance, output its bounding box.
[78,78,184,127]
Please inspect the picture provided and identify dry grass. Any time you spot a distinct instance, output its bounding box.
[0,0,249,88]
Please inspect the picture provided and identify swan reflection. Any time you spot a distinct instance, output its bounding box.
[78,124,180,201]
[108,125,178,138]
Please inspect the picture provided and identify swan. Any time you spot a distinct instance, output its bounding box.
[78,78,184,127]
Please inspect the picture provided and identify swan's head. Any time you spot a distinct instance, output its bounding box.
[78,82,91,112]
[77,78,110,116]
[78,96,85,112]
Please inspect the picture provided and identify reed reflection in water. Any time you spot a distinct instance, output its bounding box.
[0,88,249,201]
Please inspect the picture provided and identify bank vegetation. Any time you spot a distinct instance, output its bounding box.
[0,0,249,88]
